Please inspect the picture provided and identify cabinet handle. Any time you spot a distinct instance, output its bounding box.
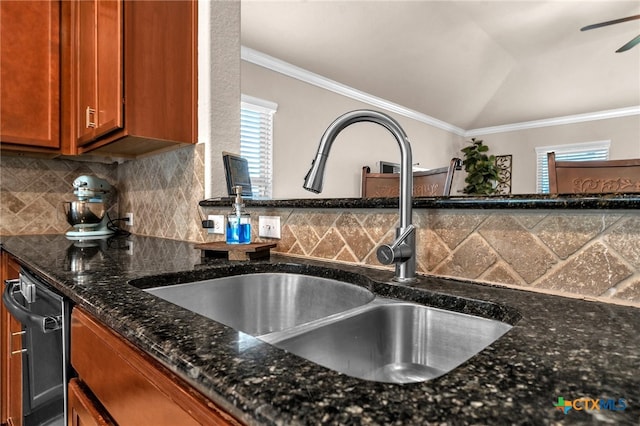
[10,330,26,355]
[86,106,97,128]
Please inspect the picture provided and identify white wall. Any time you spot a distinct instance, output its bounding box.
[242,61,463,199]
[199,1,240,199]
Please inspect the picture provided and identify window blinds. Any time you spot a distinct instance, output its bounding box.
[535,140,611,193]
[240,95,277,199]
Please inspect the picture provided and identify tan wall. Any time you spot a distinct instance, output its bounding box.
[243,61,640,198]
[241,61,464,199]
[472,114,640,194]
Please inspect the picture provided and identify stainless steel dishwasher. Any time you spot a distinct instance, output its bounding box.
[3,267,71,426]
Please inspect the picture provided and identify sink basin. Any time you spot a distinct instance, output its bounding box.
[268,302,512,384]
[144,273,375,335]
[142,269,515,384]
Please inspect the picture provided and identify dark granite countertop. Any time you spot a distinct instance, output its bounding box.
[200,193,640,210]
[1,234,638,425]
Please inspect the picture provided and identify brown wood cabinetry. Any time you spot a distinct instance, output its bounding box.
[73,0,123,146]
[71,0,198,157]
[0,1,61,153]
[1,253,23,426]
[68,378,115,426]
[1,0,197,159]
[71,307,240,426]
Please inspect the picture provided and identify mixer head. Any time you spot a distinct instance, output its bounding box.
[64,175,115,240]
[73,175,112,201]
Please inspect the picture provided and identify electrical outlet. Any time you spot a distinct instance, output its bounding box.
[207,215,225,234]
[258,216,281,239]
[125,212,134,227]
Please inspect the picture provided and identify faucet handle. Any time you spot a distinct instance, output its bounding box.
[377,243,412,265]
[376,225,415,265]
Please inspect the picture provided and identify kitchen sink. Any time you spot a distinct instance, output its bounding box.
[144,273,375,335]
[142,270,514,384]
[266,302,513,384]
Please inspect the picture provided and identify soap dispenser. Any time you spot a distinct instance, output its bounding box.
[226,185,251,244]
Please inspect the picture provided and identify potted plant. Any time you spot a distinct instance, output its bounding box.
[460,138,500,195]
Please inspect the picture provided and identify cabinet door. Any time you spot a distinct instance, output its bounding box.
[71,308,240,426]
[0,1,60,148]
[68,378,114,426]
[75,0,122,146]
[75,0,97,145]
[1,254,22,426]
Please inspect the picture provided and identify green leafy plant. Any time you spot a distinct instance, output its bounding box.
[460,138,500,195]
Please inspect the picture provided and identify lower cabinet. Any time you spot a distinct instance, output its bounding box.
[1,253,22,426]
[70,307,240,426]
[68,378,115,426]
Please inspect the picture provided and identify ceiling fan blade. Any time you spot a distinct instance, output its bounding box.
[581,14,640,31]
[616,34,640,52]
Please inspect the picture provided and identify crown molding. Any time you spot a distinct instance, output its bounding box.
[465,106,640,137]
[241,46,640,138]
[241,46,466,136]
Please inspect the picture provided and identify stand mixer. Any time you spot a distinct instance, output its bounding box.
[63,176,114,239]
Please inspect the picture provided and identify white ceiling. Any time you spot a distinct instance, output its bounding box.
[241,0,640,131]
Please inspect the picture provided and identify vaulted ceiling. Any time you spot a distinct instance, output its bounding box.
[241,0,640,131]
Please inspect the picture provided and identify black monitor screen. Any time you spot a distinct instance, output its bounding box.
[222,153,253,198]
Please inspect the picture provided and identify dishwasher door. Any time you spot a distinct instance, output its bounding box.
[3,269,70,426]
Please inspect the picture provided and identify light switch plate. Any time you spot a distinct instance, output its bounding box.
[259,216,281,239]
[207,215,225,234]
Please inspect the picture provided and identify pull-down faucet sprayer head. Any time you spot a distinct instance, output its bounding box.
[303,111,359,193]
[303,109,410,194]
[303,153,328,193]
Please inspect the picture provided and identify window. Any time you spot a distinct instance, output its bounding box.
[535,140,610,193]
[240,95,277,199]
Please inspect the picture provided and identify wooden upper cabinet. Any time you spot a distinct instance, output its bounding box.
[72,0,197,157]
[1,0,196,158]
[74,0,123,146]
[0,1,61,151]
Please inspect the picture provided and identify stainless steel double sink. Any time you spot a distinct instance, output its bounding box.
[143,272,513,384]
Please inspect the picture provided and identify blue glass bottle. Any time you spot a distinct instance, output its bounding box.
[226,186,251,244]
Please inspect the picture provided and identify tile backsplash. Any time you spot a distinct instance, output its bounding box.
[118,144,208,242]
[202,207,640,308]
[2,146,638,308]
[0,155,118,235]
[1,145,205,240]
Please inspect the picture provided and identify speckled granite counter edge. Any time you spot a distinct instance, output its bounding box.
[199,193,640,210]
